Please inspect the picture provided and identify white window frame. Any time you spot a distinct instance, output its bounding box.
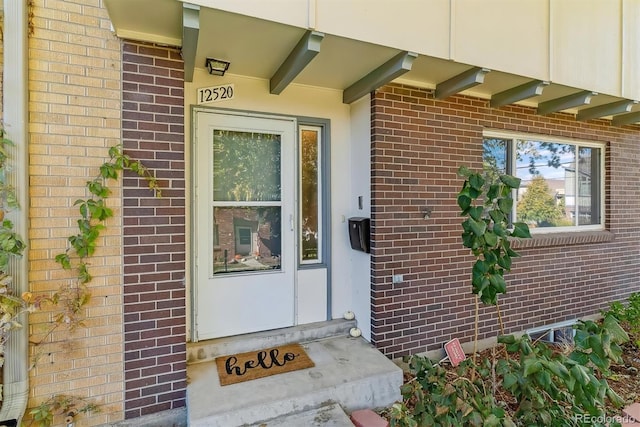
[483,130,605,233]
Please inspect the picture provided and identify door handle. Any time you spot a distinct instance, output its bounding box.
[289,214,294,231]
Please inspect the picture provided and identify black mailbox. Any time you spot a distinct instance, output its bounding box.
[348,217,370,253]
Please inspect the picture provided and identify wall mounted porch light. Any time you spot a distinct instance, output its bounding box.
[206,58,230,76]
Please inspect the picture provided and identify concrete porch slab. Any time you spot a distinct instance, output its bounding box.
[187,334,402,427]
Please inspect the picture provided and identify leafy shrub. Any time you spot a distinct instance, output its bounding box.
[390,316,627,427]
[602,293,640,346]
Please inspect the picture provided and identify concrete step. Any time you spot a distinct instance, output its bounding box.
[186,333,402,427]
[187,319,357,365]
[246,402,354,426]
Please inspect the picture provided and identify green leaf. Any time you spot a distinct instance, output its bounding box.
[483,414,501,427]
[502,372,518,389]
[458,194,472,212]
[606,386,625,407]
[497,198,512,215]
[469,206,484,221]
[484,231,498,246]
[542,360,570,379]
[497,255,512,270]
[497,334,516,344]
[511,222,531,239]
[55,253,72,270]
[570,364,590,385]
[499,174,521,189]
[589,352,607,372]
[493,222,506,237]
[469,174,485,191]
[486,184,499,201]
[469,218,487,236]
[603,315,629,344]
[457,165,472,177]
[488,273,506,294]
[489,209,505,225]
[535,370,551,388]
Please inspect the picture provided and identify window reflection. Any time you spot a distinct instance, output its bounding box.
[212,207,281,274]
[213,130,281,202]
[300,126,321,263]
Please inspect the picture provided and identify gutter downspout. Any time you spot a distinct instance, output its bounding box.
[0,0,30,423]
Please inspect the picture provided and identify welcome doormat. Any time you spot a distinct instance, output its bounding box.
[215,343,315,386]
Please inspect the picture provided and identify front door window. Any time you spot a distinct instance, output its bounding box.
[212,130,283,274]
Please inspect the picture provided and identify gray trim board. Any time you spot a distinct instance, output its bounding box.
[612,111,640,126]
[343,51,417,104]
[576,100,635,121]
[435,67,490,100]
[537,90,596,115]
[490,80,548,108]
[270,30,324,95]
[182,3,199,83]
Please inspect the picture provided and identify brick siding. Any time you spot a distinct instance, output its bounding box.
[371,84,640,359]
[121,41,186,419]
[28,0,125,424]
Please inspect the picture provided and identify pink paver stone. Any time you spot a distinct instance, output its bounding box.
[624,403,640,422]
[350,409,389,427]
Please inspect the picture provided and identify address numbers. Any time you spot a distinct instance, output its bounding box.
[197,84,234,105]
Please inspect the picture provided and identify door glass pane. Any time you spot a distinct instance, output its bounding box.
[213,130,281,202]
[300,127,321,263]
[212,206,282,274]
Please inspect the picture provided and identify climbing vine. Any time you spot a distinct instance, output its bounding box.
[51,144,160,329]
[22,145,160,426]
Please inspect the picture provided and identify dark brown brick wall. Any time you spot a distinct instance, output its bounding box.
[371,84,640,359]
[121,41,186,418]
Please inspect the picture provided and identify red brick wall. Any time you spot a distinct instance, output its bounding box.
[371,84,640,359]
[122,41,186,418]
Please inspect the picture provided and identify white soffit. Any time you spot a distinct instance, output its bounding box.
[104,0,182,46]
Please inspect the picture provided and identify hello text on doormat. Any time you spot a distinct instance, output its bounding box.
[215,343,315,386]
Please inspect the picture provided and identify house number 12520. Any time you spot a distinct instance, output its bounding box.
[197,84,234,105]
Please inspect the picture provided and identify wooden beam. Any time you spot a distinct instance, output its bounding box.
[612,111,640,126]
[435,67,490,99]
[490,80,548,108]
[343,51,417,104]
[576,100,636,121]
[270,30,324,95]
[536,90,596,115]
[182,3,199,83]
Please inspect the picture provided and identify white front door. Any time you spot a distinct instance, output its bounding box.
[194,110,296,340]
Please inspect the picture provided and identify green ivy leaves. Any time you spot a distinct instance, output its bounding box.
[457,166,531,305]
[55,144,160,285]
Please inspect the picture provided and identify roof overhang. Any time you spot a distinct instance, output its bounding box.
[104,0,640,123]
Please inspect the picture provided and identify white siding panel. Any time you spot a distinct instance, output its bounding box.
[189,0,309,27]
[622,0,640,100]
[452,0,549,80]
[315,0,451,59]
[551,0,622,96]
